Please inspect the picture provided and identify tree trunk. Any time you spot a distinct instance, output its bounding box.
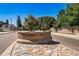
[71,26,74,33]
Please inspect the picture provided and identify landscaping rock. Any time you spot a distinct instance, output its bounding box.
[6,43,79,56]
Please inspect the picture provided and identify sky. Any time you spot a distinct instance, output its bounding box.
[0,3,66,25]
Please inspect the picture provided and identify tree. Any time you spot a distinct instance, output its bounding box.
[37,16,56,30]
[23,15,39,30]
[55,9,67,28]
[0,21,5,27]
[65,4,79,32]
[23,17,28,30]
[48,16,56,27]
[56,4,79,33]
[6,19,9,25]
[66,4,79,26]
[23,15,56,30]
[16,15,22,30]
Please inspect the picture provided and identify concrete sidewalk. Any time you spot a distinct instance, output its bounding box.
[0,32,9,35]
[0,31,15,35]
[51,32,79,40]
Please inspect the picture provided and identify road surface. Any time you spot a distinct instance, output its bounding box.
[0,32,17,54]
[51,32,79,51]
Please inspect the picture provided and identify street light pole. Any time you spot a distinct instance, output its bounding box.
[10,18,12,29]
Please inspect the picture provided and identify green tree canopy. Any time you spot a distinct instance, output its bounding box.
[23,15,39,30]
[55,4,79,29]
[23,15,56,30]
[16,15,22,30]
[0,21,5,27]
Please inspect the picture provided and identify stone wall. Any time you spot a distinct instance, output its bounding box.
[17,31,52,44]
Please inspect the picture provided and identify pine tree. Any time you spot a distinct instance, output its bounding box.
[16,15,22,30]
[6,19,9,25]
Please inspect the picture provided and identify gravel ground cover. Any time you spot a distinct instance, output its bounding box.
[6,42,79,56]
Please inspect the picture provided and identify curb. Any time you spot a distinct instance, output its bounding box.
[0,32,9,35]
[1,40,16,56]
[0,32,14,35]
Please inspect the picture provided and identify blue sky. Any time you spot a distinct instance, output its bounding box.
[0,3,66,25]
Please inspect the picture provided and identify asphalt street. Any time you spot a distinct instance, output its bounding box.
[0,32,17,54]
